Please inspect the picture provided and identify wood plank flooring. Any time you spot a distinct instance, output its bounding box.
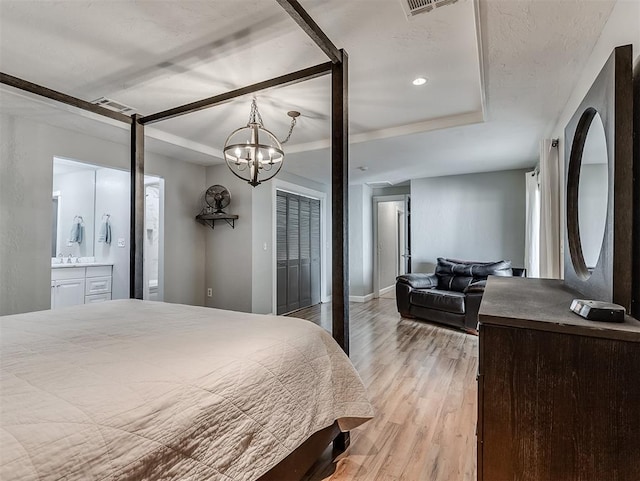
[292,298,478,481]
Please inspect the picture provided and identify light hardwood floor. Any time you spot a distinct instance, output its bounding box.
[293,298,478,481]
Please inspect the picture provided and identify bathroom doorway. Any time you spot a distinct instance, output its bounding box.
[51,157,164,305]
[144,176,164,301]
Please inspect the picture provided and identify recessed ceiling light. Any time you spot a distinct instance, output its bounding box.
[412,77,428,86]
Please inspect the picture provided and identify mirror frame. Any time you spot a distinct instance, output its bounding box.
[566,107,607,280]
[563,45,633,311]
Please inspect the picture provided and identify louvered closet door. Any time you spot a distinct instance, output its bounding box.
[287,195,300,312]
[310,199,321,305]
[276,191,321,315]
[299,197,312,308]
[276,194,288,314]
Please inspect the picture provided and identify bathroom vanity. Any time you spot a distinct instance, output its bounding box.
[51,263,113,309]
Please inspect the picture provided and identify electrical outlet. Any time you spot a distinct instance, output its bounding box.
[117,238,126,248]
[207,288,212,297]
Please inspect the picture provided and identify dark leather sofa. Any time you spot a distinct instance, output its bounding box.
[396,258,526,332]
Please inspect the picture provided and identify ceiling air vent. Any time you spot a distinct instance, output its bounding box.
[91,97,137,115]
[399,0,458,17]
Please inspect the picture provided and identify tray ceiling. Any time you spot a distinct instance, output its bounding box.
[0,0,616,184]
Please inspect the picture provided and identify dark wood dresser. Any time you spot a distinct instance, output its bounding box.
[477,276,640,481]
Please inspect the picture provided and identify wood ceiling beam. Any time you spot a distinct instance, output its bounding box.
[0,72,132,125]
[276,0,342,64]
[139,62,332,125]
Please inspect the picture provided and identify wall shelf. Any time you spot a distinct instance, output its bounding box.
[195,212,238,229]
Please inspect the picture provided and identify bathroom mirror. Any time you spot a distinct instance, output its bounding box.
[52,158,97,258]
[567,109,608,279]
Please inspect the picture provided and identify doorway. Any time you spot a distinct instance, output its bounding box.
[144,176,164,301]
[51,157,164,304]
[276,190,321,314]
[373,194,411,298]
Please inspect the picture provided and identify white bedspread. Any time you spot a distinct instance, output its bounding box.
[0,300,373,481]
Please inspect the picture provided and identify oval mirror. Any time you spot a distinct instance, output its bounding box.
[567,108,608,280]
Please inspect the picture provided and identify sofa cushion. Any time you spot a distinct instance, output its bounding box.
[411,289,466,314]
[435,258,512,292]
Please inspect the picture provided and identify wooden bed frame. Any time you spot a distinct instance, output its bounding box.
[259,422,341,481]
[0,0,351,476]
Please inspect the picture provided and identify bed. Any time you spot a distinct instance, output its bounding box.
[0,300,373,480]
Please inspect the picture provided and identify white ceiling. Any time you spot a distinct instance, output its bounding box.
[0,0,616,185]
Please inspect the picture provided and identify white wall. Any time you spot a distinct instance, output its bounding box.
[94,167,130,300]
[548,0,639,276]
[53,169,96,258]
[0,112,207,316]
[552,0,640,142]
[410,169,528,273]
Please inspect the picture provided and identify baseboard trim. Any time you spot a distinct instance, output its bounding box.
[349,293,374,303]
[379,285,395,296]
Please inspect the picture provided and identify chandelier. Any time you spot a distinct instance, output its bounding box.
[223,98,299,187]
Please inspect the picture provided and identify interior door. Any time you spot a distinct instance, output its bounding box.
[276,191,321,314]
[299,197,312,308]
[310,199,321,305]
[287,195,300,312]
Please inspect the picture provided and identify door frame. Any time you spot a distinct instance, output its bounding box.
[373,194,410,298]
[271,180,328,314]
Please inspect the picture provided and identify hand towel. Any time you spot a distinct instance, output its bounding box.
[69,220,84,244]
[98,218,112,245]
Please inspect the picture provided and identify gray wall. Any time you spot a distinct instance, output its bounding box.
[410,169,527,273]
[203,165,332,314]
[348,184,373,297]
[204,164,254,312]
[0,112,206,315]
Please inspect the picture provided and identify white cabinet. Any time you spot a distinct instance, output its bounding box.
[54,278,86,308]
[51,265,113,309]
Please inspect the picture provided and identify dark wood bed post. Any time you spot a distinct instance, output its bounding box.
[331,50,349,357]
[130,114,145,300]
[331,49,350,452]
[276,0,351,452]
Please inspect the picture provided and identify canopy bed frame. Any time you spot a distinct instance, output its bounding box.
[0,0,353,474]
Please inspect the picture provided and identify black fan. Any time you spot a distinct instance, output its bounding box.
[205,185,231,213]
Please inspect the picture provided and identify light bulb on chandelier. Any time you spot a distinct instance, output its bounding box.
[223,98,300,187]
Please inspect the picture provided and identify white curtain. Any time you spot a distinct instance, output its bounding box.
[524,170,541,278]
[539,139,562,279]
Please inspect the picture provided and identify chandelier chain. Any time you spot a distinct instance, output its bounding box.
[281,116,297,144]
[248,98,297,144]
[248,98,264,127]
